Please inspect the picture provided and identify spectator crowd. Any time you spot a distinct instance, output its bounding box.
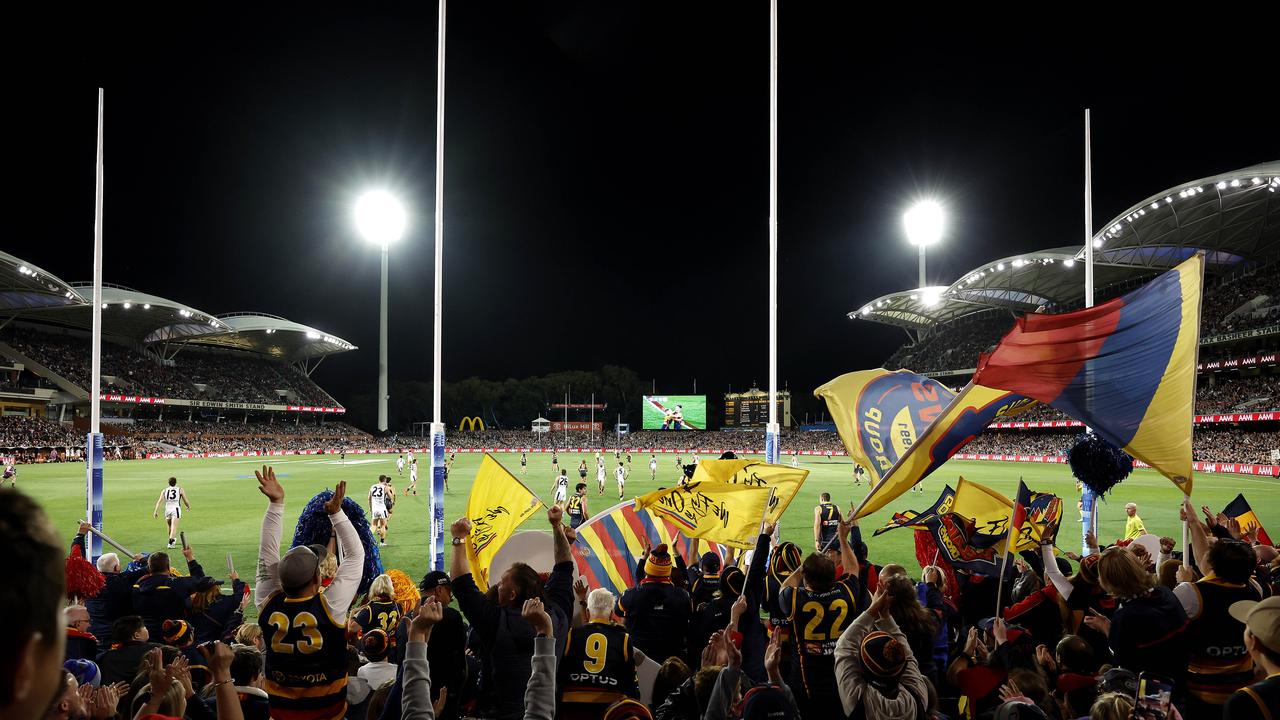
[5,460,1280,720]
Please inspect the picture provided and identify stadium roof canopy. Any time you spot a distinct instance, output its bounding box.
[0,251,84,311]
[184,312,357,362]
[851,161,1280,333]
[0,254,356,363]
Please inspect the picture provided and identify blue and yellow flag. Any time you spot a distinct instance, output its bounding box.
[690,459,808,524]
[851,384,1037,519]
[973,254,1203,494]
[465,454,544,591]
[634,481,772,549]
[814,369,957,481]
[570,500,730,596]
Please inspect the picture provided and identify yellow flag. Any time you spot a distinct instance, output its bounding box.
[690,459,808,524]
[634,481,772,549]
[949,477,1048,551]
[466,454,544,591]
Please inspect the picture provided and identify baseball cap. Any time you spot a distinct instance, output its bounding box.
[419,571,451,592]
[279,546,321,592]
[701,552,722,574]
[193,576,224,592]
[1097,667,1138,696]
[602,698,653,720]
[1230,595,1280,652]
[994,701,1048,720]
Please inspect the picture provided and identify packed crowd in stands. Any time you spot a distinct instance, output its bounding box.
[1,326,338,407]
[0,416,82,448]
[6,458,1280,720]
[1200,268,1280,336]
[961,427,1278,465]
[1003,375,1280,424]
[445,430,850,453]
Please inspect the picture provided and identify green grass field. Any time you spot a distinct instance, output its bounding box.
[16,452,1279,617]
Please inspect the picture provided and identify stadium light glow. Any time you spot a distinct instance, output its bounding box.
[1230,179,1241,187]
[903,201,945,247]
[143,304,150,309]
[354,190,408,247]
[122,302,131,309]
[1093,238,1103,248]
[1064,258,1076,267]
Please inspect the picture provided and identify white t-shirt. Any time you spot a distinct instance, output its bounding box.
[649,458,658,470]
[357,661,397,690]
[597,466,606,481]
[616,467,626,483]
[409,465,418,481]
[397,458,405,470]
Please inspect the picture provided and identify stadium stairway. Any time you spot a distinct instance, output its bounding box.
[0,340,89,400]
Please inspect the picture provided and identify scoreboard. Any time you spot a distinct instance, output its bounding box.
[724,390,789,428]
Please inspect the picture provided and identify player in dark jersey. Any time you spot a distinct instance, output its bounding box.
[813,492,841,554]
[350,574,402,641]
[559,588,644,719]
[254,469,364,720]
[566,484,590,529]
[778,518,861,718]
[578,459,589,481]
[520,452,528,475]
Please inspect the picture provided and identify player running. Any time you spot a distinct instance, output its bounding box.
[152,477,191,548]
[396,454,405,476]
[649,455,658,480]
[370,477,391,546]
[1,459,17,487]
[406,458,419,495]
[615,462,628,500]
[566,483,590,529]
[596,460,607,496]
[552,469,569,507]
[852,464,867,486]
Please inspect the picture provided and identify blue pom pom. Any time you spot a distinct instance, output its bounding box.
[289,490,383,595]
[125,554,150,574]
[1067,432,1134,497]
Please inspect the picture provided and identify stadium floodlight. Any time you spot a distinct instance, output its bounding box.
[354,188,408,433]
[903,200,945,288]
[354,190,408,247]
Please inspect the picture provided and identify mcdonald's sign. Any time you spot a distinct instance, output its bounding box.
[459,416,486,432]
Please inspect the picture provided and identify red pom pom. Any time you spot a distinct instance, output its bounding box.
[66,543,106,600]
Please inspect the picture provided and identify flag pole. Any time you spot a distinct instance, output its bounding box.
[427,0,449,573]
[743,487,776,588]
[86,89,106,561]
[764,0,781,466]
[995,539,1013,618]
[1081,108,1098,557]
[1184,251,1207,562]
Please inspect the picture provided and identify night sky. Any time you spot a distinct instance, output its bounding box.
[13,5,1275,424]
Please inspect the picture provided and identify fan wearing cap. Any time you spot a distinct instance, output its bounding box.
[558,588,645,719]
[252,467,364,720]
[161,619,210,689]
[764,541,803,679]
[833,585,930,719]
[397,570,467,718]
[616,543,693,668]
[1223,596,1280,720]
[190,572,249,645]
[689,552,722,611]
[777,513,861,717]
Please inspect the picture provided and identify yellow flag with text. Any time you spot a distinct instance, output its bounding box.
[466,454,544,591]
[690,460,808,524]
[634,481,772,549]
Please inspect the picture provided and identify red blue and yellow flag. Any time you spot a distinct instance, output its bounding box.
[1223,494,1272,545]
[973,254,1203,494]
[571,499,731,597]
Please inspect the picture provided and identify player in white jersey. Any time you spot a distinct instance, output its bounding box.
[552,469,569,506]
[407,459,419,495]
[649,455,658,480]
[692,452,700,466]
[596,462,607,495]
[615,462,627,499]
[790,452,799,468]
[397,454,406,476]
[152,477,191,548]
[1,460,17,487]
[369,478,390,545]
